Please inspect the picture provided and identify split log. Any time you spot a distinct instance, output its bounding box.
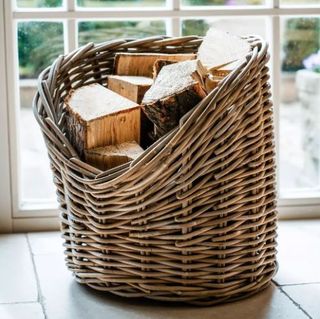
[64,83,140,158]
[192,60,223,93]
[107,75,153,103]
[153,59,177,78]
[106,75,155,148]
[114,53,196,77]
[197,28,251,75]
[85,141,144,170]
[142,60,207,136]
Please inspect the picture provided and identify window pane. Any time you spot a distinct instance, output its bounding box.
[182,0,264,6]
[281,0,320,5]
[182,18,266,38]
[77,0,165,7]
[280,17,320,195]
[18,21,64,205]
[16,0,63,8]
[78,20,166,46]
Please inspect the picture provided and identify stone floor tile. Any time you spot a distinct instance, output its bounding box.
[28,231,64,255]
[0,234,38,303]
[0,303,44,319]
[275,220,320,285]
[282,283,320,319]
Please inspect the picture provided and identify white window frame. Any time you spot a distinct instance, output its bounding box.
[1,0,320,232]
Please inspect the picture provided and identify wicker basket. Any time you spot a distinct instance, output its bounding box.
[33,35,277,305]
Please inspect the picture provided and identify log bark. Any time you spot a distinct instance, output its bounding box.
[114,53,196,77]
[64,84,140,158]
[142,60,207,136]
[107,75,153,103]
[85,141,144,170]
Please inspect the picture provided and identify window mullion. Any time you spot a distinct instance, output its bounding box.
[66,0,77,52]
[270,15,281,196]
[0,0,13,232]
[272,0,280,8]
[65,19,77,52]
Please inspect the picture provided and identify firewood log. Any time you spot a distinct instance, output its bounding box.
[153,59,177,78]
[85,141,144,170]
[64,84,140,158]
[197,28,251,75]
[114,53,196,77]
[142,60,207,136]
[107,75,153,104]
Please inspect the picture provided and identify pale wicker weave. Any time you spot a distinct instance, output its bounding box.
[33,35,277,305]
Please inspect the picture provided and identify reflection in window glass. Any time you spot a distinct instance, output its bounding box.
[77,0,165,7]
[78,20,166,46]
[182,0,264,6]
[280,17,320,194]
[17,21,64,204]
[16,0,63,8]
[182,18,266,38]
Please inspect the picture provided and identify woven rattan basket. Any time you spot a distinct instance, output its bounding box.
[33,35,277,305]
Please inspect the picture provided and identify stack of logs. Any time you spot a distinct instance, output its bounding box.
[64,29,251,171]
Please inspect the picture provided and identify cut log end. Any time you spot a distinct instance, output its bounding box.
[114,52,196,77]
[64,83,140,158]
[107,75,153,104]
[142,60,207,136]
[85,141,144,170]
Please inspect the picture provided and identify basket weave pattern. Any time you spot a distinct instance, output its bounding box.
[34,35,277,305]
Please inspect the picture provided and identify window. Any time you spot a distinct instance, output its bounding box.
[1,0,320,231]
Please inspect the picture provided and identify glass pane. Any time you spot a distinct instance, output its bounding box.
[77,0,165,7]
[78,20,166,46]
[280,17,320,195]
[281,0,320,5]
[182,0,264,6]
[16,0,63,8]
[18,21,64,205]
[182,18,266,38]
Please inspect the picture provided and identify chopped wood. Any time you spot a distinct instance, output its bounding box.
[114,53,196,77]
[142,59,207,136]
[64,84,140,158]
[198,28,251,74]
[107,75,153,104]
[153,59,178,79]
[85,141,144,170]
[192,60,223,93]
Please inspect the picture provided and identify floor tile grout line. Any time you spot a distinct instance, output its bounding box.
[275,282,320,287]
[0,301,39,305]
[277,285,313,319]
[25,233,48,319]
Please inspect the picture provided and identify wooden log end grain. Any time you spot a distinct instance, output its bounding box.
[107,75,153,104]
[85,141,144,171]
[142,59,207,136]
[64,83,140,158]
[197,28,251,74]
[114,52,196,77]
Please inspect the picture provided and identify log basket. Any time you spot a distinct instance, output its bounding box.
[33,35,278,305]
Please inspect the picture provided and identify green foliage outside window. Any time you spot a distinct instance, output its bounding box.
[17,0,62,7]
[18,22,64,79]
[78,21,165,46]
[282,18,320,72]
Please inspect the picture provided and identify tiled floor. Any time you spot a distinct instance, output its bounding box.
[0,220,319,319]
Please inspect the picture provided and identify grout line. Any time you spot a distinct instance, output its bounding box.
[277,285,313,319]
[0,301,38,305]
[25,233,48,319]
[273,280,320,287]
